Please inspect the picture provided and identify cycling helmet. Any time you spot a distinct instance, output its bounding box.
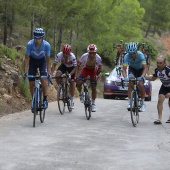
[126,42,137,54]
[33,28,45,39]
[87,44,97,53]
[62,44,72,54]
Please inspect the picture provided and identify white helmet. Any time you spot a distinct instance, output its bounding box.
[87,44,97,52]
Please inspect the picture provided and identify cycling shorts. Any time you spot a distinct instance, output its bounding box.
[57,64,75,79]
[28,57,47,81]
[78,67,97,85]
[128,66,143,77]
[159,84,170,95]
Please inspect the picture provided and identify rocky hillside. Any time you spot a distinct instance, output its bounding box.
[0,54,57,116]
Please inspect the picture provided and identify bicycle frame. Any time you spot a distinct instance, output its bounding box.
[82,76,93,120]
[122,77,143,127]
[55,72,72,114]
[24,75,48,127]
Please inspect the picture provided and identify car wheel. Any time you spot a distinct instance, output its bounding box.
[103,94,110,99]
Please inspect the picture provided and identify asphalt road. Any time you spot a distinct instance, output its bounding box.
[0,80,170,170]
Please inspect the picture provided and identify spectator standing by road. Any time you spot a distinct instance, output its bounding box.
[146,55,170,124]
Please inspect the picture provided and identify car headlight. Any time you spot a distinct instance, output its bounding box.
[105,80,115,85]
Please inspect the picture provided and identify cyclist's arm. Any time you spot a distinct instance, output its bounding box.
[76,61,82,77]
[46,56,51,75]
[122,65,128,78]
[23,54,29,73]
[97,65,102,75]
[141,63,147,78]
[51,62,57,75]
[70,66,77,76]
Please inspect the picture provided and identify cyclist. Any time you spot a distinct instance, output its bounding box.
[76,44,102,112]
[51,44,77,109]
[122,42,147,112]
[146,56,170,124]
[23,28,52,112]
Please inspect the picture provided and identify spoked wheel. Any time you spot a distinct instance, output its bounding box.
[33,89,38,127]
[84,104,91,120]
[67,98,72,112]
[130,91,139,127]
[39,90,45,123]
[84,91,92,120]
[57,85,65,114]
[67,84,72,112]
[40,108,45,123]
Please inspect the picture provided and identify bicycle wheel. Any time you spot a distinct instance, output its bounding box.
[66,84,72,112]
[39,89,45,123]
[84,91,92,120]
[33,88,38,127]
[130,91,139,127]
[57,85,65,114]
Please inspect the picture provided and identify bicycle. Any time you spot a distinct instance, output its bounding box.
[23,74,50,127]
[121,77,144,127]
[55,71,72,115]
[81,76,93,120]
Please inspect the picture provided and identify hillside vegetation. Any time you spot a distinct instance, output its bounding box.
[0,0,170,115]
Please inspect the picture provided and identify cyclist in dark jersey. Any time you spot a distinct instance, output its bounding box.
[23,28,51,112]
[146,55,170,124]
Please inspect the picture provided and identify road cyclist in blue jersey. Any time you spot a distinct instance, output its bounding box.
[122,42,147,112]
[23,28,52,112]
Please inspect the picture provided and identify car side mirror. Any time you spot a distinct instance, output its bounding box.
[105,73,110,76]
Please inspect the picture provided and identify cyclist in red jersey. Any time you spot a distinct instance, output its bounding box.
[76,44,102,112]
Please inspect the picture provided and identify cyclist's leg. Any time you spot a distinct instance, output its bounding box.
[39,58,48,109]
[127,67,135,108]
[67,66,76,108]
[56,64,66,85]
[89,68,97,112]
[136,68,146,111]
[28,58,38,96]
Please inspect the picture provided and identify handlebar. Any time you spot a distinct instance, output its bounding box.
[23,74,51,86]
[121,77,145,89]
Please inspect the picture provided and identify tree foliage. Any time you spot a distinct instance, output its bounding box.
[0,0,169,63]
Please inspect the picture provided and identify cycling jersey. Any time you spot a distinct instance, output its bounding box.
[78,52,102,68]
[78,53,102,80]
[153,66,170,87]
[54,52,77,67]
[123,51,146,70]
[26,39,50,59]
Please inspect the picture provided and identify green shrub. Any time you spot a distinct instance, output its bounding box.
[19,78,31,102]
[0,44,18,64]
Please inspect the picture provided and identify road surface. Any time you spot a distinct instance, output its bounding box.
[0,80,170,170]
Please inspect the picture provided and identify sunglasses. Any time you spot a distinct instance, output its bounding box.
[34,33,43,37]
[129,52,136,56]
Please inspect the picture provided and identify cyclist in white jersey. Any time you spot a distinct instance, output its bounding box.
[123,42,147,112]
[146,55,170,124]
[76,44,102,112]
[51,44,77,109]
